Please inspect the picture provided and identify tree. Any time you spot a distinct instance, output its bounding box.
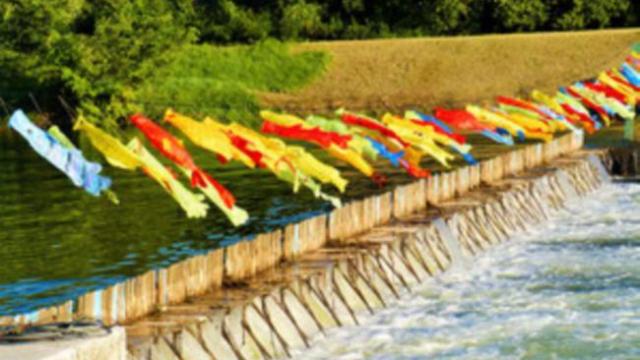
[548,0,631,30]
[492,0,549,32]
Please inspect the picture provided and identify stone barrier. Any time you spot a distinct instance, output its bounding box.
[0,131,584,329]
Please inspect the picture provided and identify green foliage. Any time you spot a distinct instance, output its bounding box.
[194,0,636,43]
[1,0,637,129]
[493,0,549,32]
[132,40,329,127]
[197,0,271,44]
[1,0,196,129]
[280,0,325,39]
[550,0,631,30]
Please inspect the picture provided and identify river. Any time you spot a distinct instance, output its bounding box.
[295,181,640,359]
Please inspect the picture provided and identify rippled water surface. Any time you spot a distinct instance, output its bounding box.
[296,183,640,359]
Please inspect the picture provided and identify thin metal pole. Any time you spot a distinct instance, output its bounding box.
[0,97,9,116]
[28,92,43,115]
[58,95,77,123]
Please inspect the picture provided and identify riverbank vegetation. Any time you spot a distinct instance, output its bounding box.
[0,0,638,129]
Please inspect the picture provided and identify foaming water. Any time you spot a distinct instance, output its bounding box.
[297,183,640,359]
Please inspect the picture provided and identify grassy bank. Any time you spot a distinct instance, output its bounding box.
[131,40,329,127]
[260,28,640,115]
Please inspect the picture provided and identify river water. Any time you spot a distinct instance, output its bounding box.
[1,126,484,317]
[296,182,640,359]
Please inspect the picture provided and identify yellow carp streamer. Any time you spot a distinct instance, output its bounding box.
[381,113,456,168]
[76,118,213,219]
[163,109,237,163]
[128,138,209,219]
[74,117,143,170]
[261,110,375,179]
[305,115,379,161]
[466,106,526,138]
[598,72,636,105]
[204,116,344,204]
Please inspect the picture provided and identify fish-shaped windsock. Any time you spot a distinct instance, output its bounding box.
[222,123,343,206]
[584,82,627,104]
[49,125,120,205]
[609,69,640,94]
[260,110,352,149]
[74,117,143,170]
[598,72,637,104]
[433,108,514,146]
[405,110,467,144]
[381,113,456,168]
[130,114,248,226]
[130,114,231,202]
[75,118,209,217]
[404,111,477,165]
[337,109,409,148]
[582,82,635,121]
[163,110,237,164]
[466,106,529,141]
[367,138,404,167]
[261,111,379,183]
[284,146,348,193]
[621,62,640,87]
[260,121,352,149]
[564,87,611,126]
[128,138,209,219]
[9,110,112,197]
[305,115,379,161]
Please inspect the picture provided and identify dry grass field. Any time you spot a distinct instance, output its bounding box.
[260,29,640,115]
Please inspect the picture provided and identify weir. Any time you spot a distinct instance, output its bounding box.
[0,132,618,359]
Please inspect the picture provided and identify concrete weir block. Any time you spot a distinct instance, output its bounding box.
[263,293,307,350]
[174,327,213,360]
[393,180,426,218]
[295,279,339,329]
[244,304,288,358]
[0,327,127,360]
[332,266,370,315]
[200,313,239,360]
[281,288,322,340]
[225,230,283,282]
[149,336,180,360]
[0,301,74,328]
[284,215,327,261]
[329,193,393,243]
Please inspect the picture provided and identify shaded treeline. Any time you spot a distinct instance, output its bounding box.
[198,0,638,42]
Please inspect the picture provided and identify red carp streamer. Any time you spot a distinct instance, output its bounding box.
[400,160,431,178]
[227,133,265,168]
[584,82,626,103]
[260,121,352,149]
[565,88,609,121]
[130,114,236,208]
[558,104,596,133]
[339,112,409,148]
[433,108,496,132]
